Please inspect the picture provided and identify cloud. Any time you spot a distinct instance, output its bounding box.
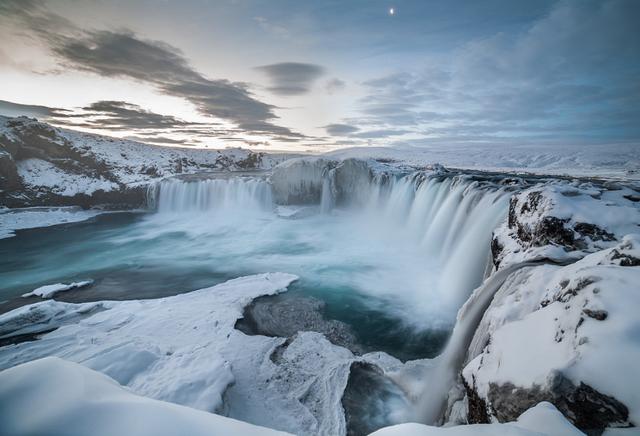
[349,0,640,144]
[124,135,196,146]
[0,1,303,139]
[352,129,411,139]
[323,123,359,136]
[255,62,325,96]
[69,101,204,130]
[325,78,346,94]
[0,99,68,119]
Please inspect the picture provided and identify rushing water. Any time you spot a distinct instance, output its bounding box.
[0,172,509,362]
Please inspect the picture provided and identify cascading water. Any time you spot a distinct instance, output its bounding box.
[147,170,510,331]
[352,173,510,319]
[152,177,274,214]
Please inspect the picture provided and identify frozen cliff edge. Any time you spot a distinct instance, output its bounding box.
[452,178,640,434]
[460,235,640,432]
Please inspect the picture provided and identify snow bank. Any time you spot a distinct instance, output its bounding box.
[0,206,105,239]
[22,280,93,298]
[0,358,584,436]
[0,272,405,435]
[0,357,292,436]
[371,402,583,435]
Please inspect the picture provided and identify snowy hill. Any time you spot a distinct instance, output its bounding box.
[0,116,295,208]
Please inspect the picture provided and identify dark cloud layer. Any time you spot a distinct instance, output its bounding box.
[0,1,302,138]
[323,123,359,136]
[75,101,203,130]
[255,62,325,96]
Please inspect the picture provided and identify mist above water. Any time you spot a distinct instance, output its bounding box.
[147,173,509,333]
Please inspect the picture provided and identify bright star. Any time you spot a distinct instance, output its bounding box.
[389,7,395,15]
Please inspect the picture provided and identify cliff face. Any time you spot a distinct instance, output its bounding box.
[0,116,288,209]
[458,182,640,434]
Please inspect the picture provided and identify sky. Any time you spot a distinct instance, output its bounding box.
[0,0,638,152]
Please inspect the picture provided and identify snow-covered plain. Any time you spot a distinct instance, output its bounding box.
[326,144,640,180]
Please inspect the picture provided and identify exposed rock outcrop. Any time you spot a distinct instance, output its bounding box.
[491,183,640,268]
[461,236,640,434]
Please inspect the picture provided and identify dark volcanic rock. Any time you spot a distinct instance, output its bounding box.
[235,293,364,354]
[493,187,626,267]
[0,150,21,192]
[470,376,633,434]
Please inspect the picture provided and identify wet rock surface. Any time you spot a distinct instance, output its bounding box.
[235,293,364,354]
[341,362,409,436]
[481,377,632,434]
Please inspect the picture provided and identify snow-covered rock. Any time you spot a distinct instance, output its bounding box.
[372,402,584,435]
[0,357,292,436]
[462,236,640,432]
[270,157,336,204]
[492,182,640,268]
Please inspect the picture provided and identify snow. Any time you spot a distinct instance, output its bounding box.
[0,358,585,436]
[371,402,584,435]
[0,206,106,239]
[0,357,292,436]
[17,158,119,195]
[0,272,410,435]
[0,116,296,199]
[325,144,640,180]
[493,181,640,267]
[21,280,93,298]
[463,235,640,424]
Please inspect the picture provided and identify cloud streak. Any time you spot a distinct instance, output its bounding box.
[255,62,325,96]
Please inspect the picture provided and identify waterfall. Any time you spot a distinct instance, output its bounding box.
[411,257,574,425]
[357,173,510,316]
[152,177,274,214]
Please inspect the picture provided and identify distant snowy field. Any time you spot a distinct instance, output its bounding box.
[325,143,640,180]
